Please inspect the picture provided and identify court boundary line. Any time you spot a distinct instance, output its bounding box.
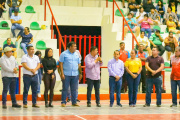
[75,115,87,120]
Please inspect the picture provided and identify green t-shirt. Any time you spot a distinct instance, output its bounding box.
[149,34,163,45]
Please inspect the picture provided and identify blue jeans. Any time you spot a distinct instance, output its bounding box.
[67,82,79,100]
[2,77,17,105]
[171,79,180,105]
[20,43,33,54]
[127,73,141,105]
[109,76,122,105]
[37,69,42,94]
[87,78,100,104]
[61,75,79,105]
[9,7,19,17]
[165,45,172,52]
[11,24,24,37]
[141,28,151,39]
[23,74,38,105]
[146,77,162,105]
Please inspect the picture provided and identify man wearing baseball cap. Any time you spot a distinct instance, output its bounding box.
[10,9,24,38]
[0,47,21,109]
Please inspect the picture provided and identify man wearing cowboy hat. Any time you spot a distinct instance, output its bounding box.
[0,47,21,109]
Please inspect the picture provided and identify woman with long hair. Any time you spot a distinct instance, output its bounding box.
[156,0,165,20]
[125,49,142,107]
[16,27,33,54]
[42,48,57,107]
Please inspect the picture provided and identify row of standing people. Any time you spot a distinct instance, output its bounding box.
[1,41,180,108]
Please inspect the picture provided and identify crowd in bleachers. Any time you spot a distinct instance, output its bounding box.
[0,0,36,57]
[121,0,180,60]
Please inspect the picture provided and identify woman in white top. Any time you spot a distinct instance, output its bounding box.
[136,31,152,56]
[136,7,146,26]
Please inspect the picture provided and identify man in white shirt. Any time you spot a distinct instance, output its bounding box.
[0,47,21,109]
[21,46,40,108]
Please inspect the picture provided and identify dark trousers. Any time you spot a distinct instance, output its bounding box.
[171,79,180,105]
[43,73,56,102]
[109,76,122,105]
[141,66,146,93]
[87,78,100,104]
[121,69,127,92]
[2,77,17,105]
[61,75,79,105]
[146,77,162,105]
[151,45,165,56]
[23,74,38,105]
[127,73,141,105]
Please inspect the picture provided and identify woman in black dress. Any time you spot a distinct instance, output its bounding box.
[42,48,57,107]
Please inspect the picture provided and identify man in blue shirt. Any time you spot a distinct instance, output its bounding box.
[108,50,124,107]
[124,13,140,39]
[59,41,82,107]
[7,0,22,17]
[3,38,17,58]
[10,10,24,38]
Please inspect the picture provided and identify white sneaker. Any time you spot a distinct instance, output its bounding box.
[37,93,41,98]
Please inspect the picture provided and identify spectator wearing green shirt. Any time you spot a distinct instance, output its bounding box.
[149,30,165,56]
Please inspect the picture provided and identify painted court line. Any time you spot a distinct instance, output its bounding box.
[75,115,87,120]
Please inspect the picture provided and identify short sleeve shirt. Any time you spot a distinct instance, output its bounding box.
[136,51,148,66]
[59,49,81,76]
[21,54,40,75]
[125,18,137,29]
[136,12,146,22]
[128,2,138,12]
[146,56,164,78]
[167,21,176,30]
[3,44,15,49]
[137,36,149,46]
[171,55,180,80]
[3,44,16,53]
[20,33,33,43]
[149,34,163,45]
[141,18,152,29]
[118,49,130,63]
[10,15,21,26]
[148,12,159,20]
[125,58,142,73]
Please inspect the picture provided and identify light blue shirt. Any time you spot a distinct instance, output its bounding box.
[10,15,21,26]
[59,50,81,76]
[125,17,136,29]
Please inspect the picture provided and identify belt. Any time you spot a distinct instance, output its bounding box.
[110,76,115,78]
[23,74,37,77]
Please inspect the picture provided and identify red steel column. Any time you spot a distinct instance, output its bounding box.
[69,35,72,42]
[51,16,53,39]
[98,35,101,55]
[79,35,82,54]
[93,36,96,46]
[74,35,77,43]
[89,35,91,53]
[44,0,46,21]
[122,19,124,40]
